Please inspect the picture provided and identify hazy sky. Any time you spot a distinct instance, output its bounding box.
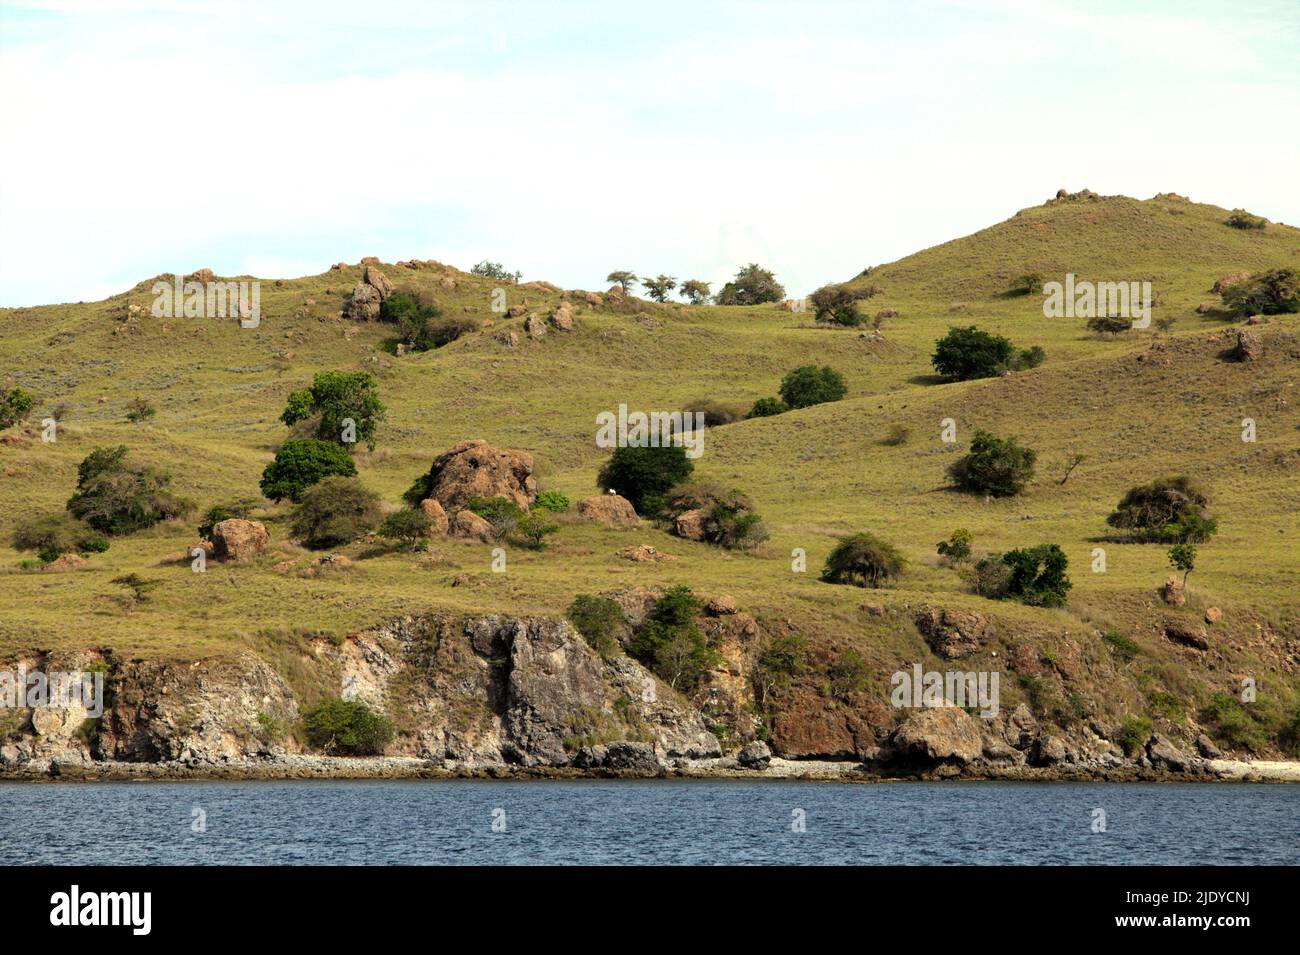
[1,0,1297,307]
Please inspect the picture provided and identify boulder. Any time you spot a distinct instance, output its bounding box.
[889,707,983,765]
[1146,733,1190,772]
[914,607,989,659]
[506,303,527,318]
[1211,271,1249,294]
[619,544,677,563]
[1164,621,1209,651]
[524,314,548,339]
[584,292,603,307]
[496,329,519,348]
[419,498,449,537]
[363,265,394,300]
[674,508,708,541]
[329,262,348,271]
[1195,302,1215,314]
[1204,606,1222,625]
[417,439,537,512]
[738,740,772,769]
[573,741,660,773]
[575,494,638,527]
[360,256,380,265]
[342,282,382,321]
[187,268,215,283]
[549,301,575,330]
[211,519,270,562]
[1233,329,1263,361]
[1195,733,1223,759]
[1160,574,1186,607]
[452,509,494,542]
[861,601,886,617]
[706,594,738,615]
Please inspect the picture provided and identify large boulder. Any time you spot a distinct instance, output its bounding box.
[575,494,639,527]
[342,282,382,321]
[1211,271,1249,294]
[211,519,270,562]
[417,440,537,512]
[42,553,88,573]
[549,301,575,330]
[452,509,494,542]
[914,607,989,660]
[419,498,449,537]
[889,706,983,764]
[1233,329,1263,361]
[363,265,394,299]
[1146,733,1190,772]
[1160,574,1186,607]
[674,508,708,541]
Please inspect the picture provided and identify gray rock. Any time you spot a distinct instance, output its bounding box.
[738,740,772,769]
[1195,733,1223,759]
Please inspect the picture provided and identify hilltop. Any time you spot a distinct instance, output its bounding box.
[1,191,1298,776]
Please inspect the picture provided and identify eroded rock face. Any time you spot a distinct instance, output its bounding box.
[888,706,984,765]
[915,607,989,659]
[575,494,638,527]
[211,519,269,562]
[1164,621,1209,651]
[417,440,537,512]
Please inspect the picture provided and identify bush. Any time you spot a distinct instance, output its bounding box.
[466,495,526,536]
[596,444,693,516]
[936,528,972,563]
[1117,715,1153,756]
[947,430,1036,497]
[303,699,394,755]
[1016,345,1046,369]
[423,315,480,348]
[470,260,521,282]
[289,476,382,549]
[260,439,358,503]
[1086,315,1132,334]
[533,490,571,512]
[820,533,905,588]
[1220,267,1299,316]
[931,326,1015,380]
[197,499,258,539]
[1102,627,1141,662]
[753,633,807,705]
[809,283,864,325]
[379,508,433,550]
[664,482,769,550]
[778,365,847,409]
[379,290,445,351]
[683,398,747,427]
[881,423,912,446]
[971,555,1012,599]
[1106,475,1216,543]
[748,396,787,418]
[713,263,785,306]
[0,386,34,429]
[567,594,626,660]
[125,397,156,422]
[1001,544,1071,607]
[629,585,717,693]
[280,370,385,450]
[513,510,558,550]
[11,513,110,562]
[66,446,189,535]
[1201,692,1269,753]
[1225,209,1267,230]
[1006,273,1044,296]
[827,649,869,701]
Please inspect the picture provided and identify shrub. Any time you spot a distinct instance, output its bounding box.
[778,365,847,409]
[820,533,905,588]
[303,699,394,755]
[664,482,768,550]
[1006,273,1044,296]
[533,490,571,512]
[809,283,864,325]
[0,386,34,429]
[513,510,558,550]
[470,260,521,282]
[1279,706,1300,758]
[1015,345,1046,369]
[12,513,110,562]
[713,263,785,306]
[567,594,626,660]
[827,649,870,700]
[289,476,382,549]
[683,398,747,427]
[421,315,479,348]
[379,508,432,550]
[1001,544,1071,607]
[66,446,189,535]
[1102,627,1141,662]
[111,573,161,605]
[753,633,807,705]
[1086,315,1132,335]
[640,274,677,302]
[748,396,787,418]
[971,555,1012,599]
[1220,267,1299,316]
[260,439,358,503]
[1201,692,1269,753]
[629,585,717,692]
[380,290,444,351]
[936,528,972,563]
[947,430,1036,497]
[125,397,156,422]
[1106,475,1216,543]
[881,423,912,446]
[596,444,693,516]
[931,326,1019,380]
[1225,209,1267,230]
[1168,543,1196,586]
[680,279,711,304]
[280,370,385,450]
[466,495,526,536]
[1117,715,1153,756]
[197,499,258,539]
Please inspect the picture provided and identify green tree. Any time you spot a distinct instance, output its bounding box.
[947,430,1036,497]
[1006,273,1044,296]
[470,260,521,282]
[280,371,385,451]
[1001,544,1071,606]
[0,387,34,430]
[606,270,638,293]
[66,446,189,535]
[303,699,394,755]
[1168,543,1196,587]
[1106,476,1217,543]
[379,290,444,351]
[809,283,864,325]
[640,274,677,302]
[931,325,1016,380]
[596,444,694,515]
[778,365,847,409]
[629,586,717,692]
[289,476,382,549]
[820,533,905,588]
[567,594,626,659]
[513,509,558,550]
[828,649,870,700]
[1221,267,1299,316]
[936,528,972,563]
[680,279,711,304]
[379,508,433,550]
[713,263,785,306]
[748,396,787,418]
[259,439,358,503]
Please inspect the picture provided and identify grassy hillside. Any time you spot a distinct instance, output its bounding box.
[2,191,1298,752]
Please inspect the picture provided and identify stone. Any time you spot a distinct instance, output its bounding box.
[575,494,638,527]
[1164,621,1209,651]
[1146,733,1189,772]
[496,330,519,348]
[419,498,449,537]
[187,268,215,283]
[360,256,380,265]
[619,545,677,563]
[363,265,394,300]
[584,292,603,307]
[674,508,708,541]
[211,519,270,562]
[1195,734,1223,759]
[524,314,548,339]
[738,740,772,769]
[861,601,886,617]
[1211,271,1249,294]
[914,607,989,659]
[452,509,494,542]
[1204,606,1222,625]
[706,594,738,615]
[1234,329,1263,361]
[889,707,983,765]
[549,301,575,330]
[342,282,382,321]
[1160,574,1186,607]
[416,440,537,512]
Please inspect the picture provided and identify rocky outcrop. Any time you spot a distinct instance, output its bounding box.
[414,440,537,512]
[1164,620,1209,651]
[1160,574,1186,606]
[888,707,984,765]
[342,266,395,321]
[211,519,269,562]
[575,494,639,527]
[914,607,989,659]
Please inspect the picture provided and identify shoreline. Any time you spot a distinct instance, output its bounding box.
[5,754,1299,784]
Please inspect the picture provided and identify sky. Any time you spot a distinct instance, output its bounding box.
[1,0,1297,307]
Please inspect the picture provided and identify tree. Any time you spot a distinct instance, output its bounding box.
[680,279,711,304]
[0,386,35,429]
[1006,273,1044,296]
[567,594,626,660]
[596,444,694,515]
[513,509,558,550]
[1106,476,1217,543]
[471,260,521,283]
[779,365,847,409]
[629,586,717,692]
[379,290,444,351]
[259,439,358,503]
[1221,268,1299,316]
[809,283,865,325]
[606,271,638,293]
[748,396,787,418]
[280,370,386,450]
[820,533,905,588]
[713,263,785,306]
[303,699,394,755]
[12,513,110,563]
[1001,544,1071,607]
[936,528,973,563]
[1168,543,1196,587]
[1225,209,1267,230]
[379,508,433,551]
[289,476,381,549]
[753,633,806,706]
[931,326,1015,380]
[947,430,1036,497]
[641,274,677,302]
[125,397,156,422]
[66,446,189,535]
[828,649,870,700]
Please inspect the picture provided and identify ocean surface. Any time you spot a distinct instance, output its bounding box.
[2,779,1297,865]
